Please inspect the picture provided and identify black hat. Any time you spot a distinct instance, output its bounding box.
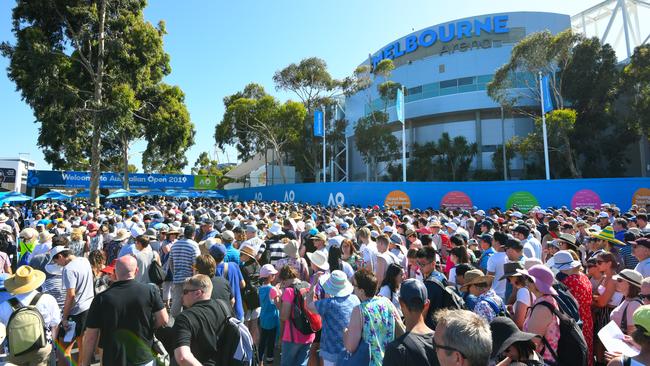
[500,262,524,281]
[548,219,560,230]
[490,317,538,358]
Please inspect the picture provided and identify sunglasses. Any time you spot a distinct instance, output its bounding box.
[433,338,466,358]
[182,288,200,295]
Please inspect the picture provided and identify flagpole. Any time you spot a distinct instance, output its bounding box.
[401,86,406,182]
[322,105,326,183]
[539,71,551,180]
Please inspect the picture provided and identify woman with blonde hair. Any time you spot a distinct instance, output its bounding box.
[68,227,88,256]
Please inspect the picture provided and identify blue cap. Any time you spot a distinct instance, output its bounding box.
[209,243,227,259]
[308,228,318,236]
[340,222,349,230]
[400,279,428,308]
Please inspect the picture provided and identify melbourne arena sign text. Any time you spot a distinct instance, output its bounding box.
[371,15,510,68]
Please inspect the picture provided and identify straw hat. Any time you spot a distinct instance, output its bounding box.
[590,226,625,246]
[613,269,643,288]
[4,266,46,295]
[307,251,329,271]
[113,228,130,242]
[460,269,494,292]
[240,245,258,262]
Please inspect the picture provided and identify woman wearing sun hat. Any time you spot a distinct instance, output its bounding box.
[275,239,309,282]
[611,269,644,335]
[553,249,595,366]
[518,264,562,364]
[490,317,543,365]
[305,270,360,366]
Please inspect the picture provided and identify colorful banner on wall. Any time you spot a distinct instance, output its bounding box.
[27,170,211,190]
[221,178,650,210]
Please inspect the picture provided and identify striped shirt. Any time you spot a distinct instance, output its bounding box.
[267,240,287,267]
[170,239,200,284]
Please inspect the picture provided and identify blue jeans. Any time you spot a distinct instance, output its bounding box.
[281,341,310,366]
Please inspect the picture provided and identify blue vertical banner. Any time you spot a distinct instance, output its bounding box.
[313,110,324,137]
[396,87,405,124]
[542,75,554,114]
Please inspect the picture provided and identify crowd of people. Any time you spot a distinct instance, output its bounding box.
[0,196,650,366]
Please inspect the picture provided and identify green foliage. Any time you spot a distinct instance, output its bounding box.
[431,133,478,181]
[214,84,307,184]
[354,111,399,181]
[406,142,436,181]
[488,30,580,112]
[623,45,650,141]
[191,152,233,189]
[515,108,580,178]
[0,0,194,178]
[272,58,342,181]
[492,140,516,179]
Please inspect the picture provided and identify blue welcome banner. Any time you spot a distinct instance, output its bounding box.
[222,178,650,211]
[27,170,194,190]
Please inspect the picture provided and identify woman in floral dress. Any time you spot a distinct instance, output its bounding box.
[554,250,595,366]
[344,268,404,366]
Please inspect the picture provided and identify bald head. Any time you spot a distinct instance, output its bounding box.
[115,255,138,280]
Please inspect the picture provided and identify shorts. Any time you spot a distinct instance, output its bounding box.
[60,310,88,341]
[244,307,261,321]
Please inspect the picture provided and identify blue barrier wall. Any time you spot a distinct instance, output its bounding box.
[222,178,650,211]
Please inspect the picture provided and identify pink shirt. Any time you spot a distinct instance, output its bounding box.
[0,251,10,273]
[281,287,316,344]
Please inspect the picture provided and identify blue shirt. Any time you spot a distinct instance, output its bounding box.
[479,247,495,272]
[118,243,137,258]
[315,294,360,361]
[224,243,240,265]
[216,261,244,320]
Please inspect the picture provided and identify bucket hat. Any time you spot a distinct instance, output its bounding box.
[321,270,353,297]
[500,262,524,281]
[240,245,258,262]
[552,250,581,271]
[460,269,494,292]
[113,228,131,242]
[517,264,557,295]
[4,266,46,295]
[283,240,300,259]
[490,317,538,357]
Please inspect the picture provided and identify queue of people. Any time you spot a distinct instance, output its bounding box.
[0,198,648,366]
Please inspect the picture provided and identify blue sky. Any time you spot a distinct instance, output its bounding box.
[0,0,595,173]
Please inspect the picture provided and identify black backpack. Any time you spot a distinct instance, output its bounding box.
[214,300,258,366]
[533,301,588,366]
[148,257,165,285]
[552,282,583,328]
[426,277,465,310]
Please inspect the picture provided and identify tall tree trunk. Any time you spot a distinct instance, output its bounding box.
[122,133,130,190]
[563,137,581,178]
[89,0,106,208]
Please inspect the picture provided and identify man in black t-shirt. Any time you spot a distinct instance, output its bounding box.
[195,253,233,306]
[81,255,169,366]
[384,279,440,366]
[173,274,232,366]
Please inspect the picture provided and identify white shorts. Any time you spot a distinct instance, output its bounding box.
[244,307,261,321]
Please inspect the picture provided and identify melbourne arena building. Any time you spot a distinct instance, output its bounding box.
[343,12,570,181]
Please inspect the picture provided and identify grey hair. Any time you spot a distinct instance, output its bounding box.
[435,309,492,366]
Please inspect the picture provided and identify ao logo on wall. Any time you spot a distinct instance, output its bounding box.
[284,190,295,202]
[328,192,345,206]
[254,192,263,201]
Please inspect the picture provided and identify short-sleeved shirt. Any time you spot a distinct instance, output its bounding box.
[170,239,200,284]
[281,286,316,344]
[62,256,95,315]
[224,243,240,265]
[315,294,360,361]
[383,332,440,366]
[216,262,244,320]
[635,258,650,278]
[487,252,508,299]
[86,280,164,365]
[173,299,230,366]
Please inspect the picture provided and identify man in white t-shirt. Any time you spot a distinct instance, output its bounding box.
[487,232,509,301]
[357,227,378,271]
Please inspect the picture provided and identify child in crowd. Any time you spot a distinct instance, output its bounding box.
[258,264,281,366]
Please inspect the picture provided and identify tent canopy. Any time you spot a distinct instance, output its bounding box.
[34,191,70,201]
[225,149,274,179]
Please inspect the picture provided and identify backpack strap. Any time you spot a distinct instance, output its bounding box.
[8,297,23,312]
[531,301,560,363]
[29,293,43,307]
[621,298,643,331]
[482,297,503,316]
[222,262,228,278]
